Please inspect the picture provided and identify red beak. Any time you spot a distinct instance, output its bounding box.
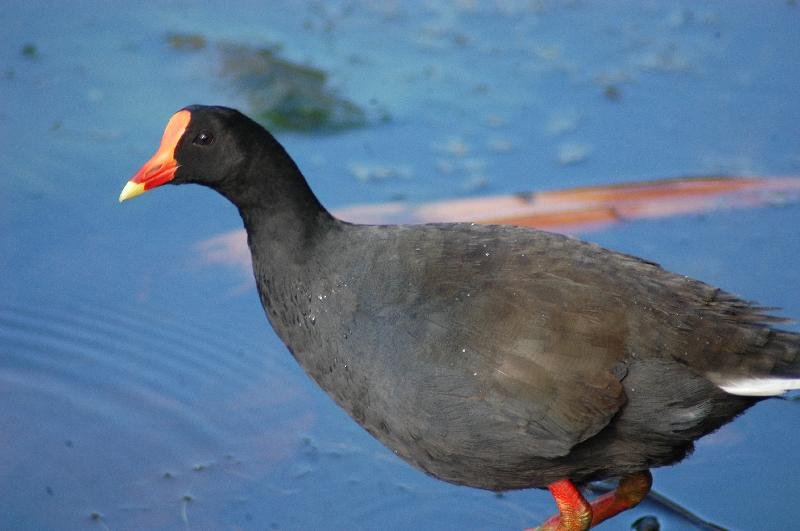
[119,110,191,202]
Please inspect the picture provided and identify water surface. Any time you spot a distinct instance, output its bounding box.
[2,2,799,529]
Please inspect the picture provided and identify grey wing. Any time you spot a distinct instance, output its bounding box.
[397,270,631,459]
[350,224,633,458]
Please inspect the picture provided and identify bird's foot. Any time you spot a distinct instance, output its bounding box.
[528,471,652,531]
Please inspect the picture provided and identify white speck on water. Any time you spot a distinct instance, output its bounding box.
[462,175,488,192]
[87,88,104,102]
[484,252,490,256]
[463,157,486,173]
[473,372,478,376]
[348,162,413,182]
[557,142,592,166]
[636,47,693,73]
[318,295,323,300]
[546,109,581,136]
[461,348,466,353]
[436,137,470,157]
[435,158,457,175]
[485,114,506,128]
[488,137,514,153]
[532,43,562,62]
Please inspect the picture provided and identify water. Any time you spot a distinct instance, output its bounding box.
[2,1,800,529]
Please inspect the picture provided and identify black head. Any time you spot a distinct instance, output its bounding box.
[119,104,329,231]
[119,105,268,201]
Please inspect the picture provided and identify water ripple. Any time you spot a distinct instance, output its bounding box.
[0,297,314,529]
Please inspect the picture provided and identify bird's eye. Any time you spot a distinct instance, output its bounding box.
[192,131,214,146]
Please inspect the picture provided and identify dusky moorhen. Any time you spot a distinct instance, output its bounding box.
[120,106,800,530]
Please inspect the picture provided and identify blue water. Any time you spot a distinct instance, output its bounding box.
[2,2,799,529]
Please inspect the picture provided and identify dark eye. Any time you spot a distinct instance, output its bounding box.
[192,131,214,146]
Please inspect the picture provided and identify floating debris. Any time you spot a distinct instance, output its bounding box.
[166,33,374,133]
[219,44,367,132]
[88,511,111,530]
[21,43,37,58]
[631,515,660,530]
[603,84,621,101]
[348,162,413,182]
[166,32,206,50]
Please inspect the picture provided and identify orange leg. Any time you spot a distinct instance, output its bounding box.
[588,471,652,526]
[529,471,652,531]
[532,479,592,531]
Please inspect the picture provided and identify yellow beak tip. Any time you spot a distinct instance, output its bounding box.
[119,181,146,202]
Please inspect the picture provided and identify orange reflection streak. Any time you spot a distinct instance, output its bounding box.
[196,175,800,274]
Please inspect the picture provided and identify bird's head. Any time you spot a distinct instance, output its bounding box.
[119,105,253,201]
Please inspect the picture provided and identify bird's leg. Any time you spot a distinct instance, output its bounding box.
[530,471,652,531]
[587,470,652,527]
[532,479,592,530]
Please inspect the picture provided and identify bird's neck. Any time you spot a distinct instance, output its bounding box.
[235,176,335,262]
[212,130,346,355]
[235,169,345,363]
[215,133,339,264]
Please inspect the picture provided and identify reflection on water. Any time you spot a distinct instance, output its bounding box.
[0,299,314,529]
[196,175,800,283]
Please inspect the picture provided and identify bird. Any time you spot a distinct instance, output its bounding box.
[120,105,800,530]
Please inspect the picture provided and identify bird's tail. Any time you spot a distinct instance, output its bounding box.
[716,329,800,397]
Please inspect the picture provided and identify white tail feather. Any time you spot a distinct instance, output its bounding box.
[718,377,800,397]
